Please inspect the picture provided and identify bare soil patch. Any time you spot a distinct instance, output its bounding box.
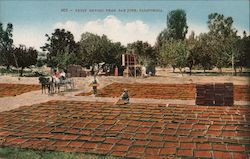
[77,83,250,101]
[0,84,40,97]
[77,83,196,100]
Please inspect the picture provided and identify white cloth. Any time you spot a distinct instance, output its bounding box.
[52,75,60,84]
[60,72,66,78]
[142,66,146,76]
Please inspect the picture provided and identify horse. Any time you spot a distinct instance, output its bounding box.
[50,76,60,93]
[38,76,52,94]
[50,75,75,93]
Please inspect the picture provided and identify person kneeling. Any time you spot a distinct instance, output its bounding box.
[116,89,129,105]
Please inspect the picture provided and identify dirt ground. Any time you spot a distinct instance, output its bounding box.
[0,70,250,158]
[0,72,249,112]
[0,71,249,86]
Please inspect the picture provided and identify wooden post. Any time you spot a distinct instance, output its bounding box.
[232,52,234,76]
[126,54,129,77]
[134,54,136,77]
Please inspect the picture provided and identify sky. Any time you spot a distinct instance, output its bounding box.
[0,0,249,51]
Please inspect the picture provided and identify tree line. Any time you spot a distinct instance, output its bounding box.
[157,10,250,75]
[0,9,249,76]
[0,23,38,76]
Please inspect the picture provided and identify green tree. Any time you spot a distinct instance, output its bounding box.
[0,23,14,68]
[166,9,188,40]
[156,9,188,71]
[207,13,238,73]
[36,52,47,67]
[224,33,242,75]
[160,40,189,75]
[239,32,250,69]
[208,13,234,38]
[55,46,74,70]
[127,41,157,66]
[195,33,214,72]
[41,29,78,68]
[12,45,38,76]
[102,40,125,67]
[155,29,168,50]
[186,31,199,75]
[239,31,250,68]
[77,32,102,67]
[77,32,125,68]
